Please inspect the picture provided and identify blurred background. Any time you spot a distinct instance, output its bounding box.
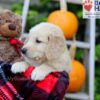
[0,0,100,99]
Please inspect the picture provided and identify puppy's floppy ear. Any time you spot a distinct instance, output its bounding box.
[46,34,65,60]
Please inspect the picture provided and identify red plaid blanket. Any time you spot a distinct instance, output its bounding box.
[0,61,23,100]
[0,61,69,100]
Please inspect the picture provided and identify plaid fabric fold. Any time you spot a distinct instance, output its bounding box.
[0,61,69,100]
[0,61,23,100]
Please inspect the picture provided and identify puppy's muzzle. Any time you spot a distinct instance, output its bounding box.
[21,48,27,54]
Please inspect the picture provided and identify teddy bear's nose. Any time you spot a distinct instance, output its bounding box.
[8,24,16,30]
[21,48,27,54]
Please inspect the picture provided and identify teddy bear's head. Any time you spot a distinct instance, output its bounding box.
[0,10,22,38]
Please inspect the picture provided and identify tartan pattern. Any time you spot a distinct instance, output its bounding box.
[0,61,23,100]
[0,61,69,100]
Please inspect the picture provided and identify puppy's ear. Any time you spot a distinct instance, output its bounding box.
[46,34,65,60]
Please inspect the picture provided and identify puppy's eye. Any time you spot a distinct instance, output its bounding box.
[48,37,50,41]
[36,38,42,43]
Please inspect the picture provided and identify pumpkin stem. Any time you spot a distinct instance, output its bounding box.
[69,36,77,61]
[60,0,68,11]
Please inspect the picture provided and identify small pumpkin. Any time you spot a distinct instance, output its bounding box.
[67,60,86,92]
[48,10,78,39]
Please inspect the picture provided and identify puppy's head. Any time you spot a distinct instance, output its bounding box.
[22,22,66,65]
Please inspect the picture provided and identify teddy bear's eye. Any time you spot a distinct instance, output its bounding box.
[36,38,42,43]
[6,20,10,22]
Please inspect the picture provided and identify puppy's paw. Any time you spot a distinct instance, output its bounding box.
[31,67,48,81]
[11,62,28,74]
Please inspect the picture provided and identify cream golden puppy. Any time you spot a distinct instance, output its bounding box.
[11,22,71,81]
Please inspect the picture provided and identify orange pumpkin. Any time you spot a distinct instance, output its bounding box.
[48,10,78,39]
[67,60,86,92]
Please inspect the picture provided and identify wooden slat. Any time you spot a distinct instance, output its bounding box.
[55,0,82,5]
[65,92,89,100]
[66,41,90,49]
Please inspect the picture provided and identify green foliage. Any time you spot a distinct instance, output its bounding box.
[95,95,100,100]
[75,49,84,61]
[40,0,50,6]
[11,3,22,15]
[95,44,100,62]
[77,10,82,18]
[95,44,100,99]
[95,66,100,100]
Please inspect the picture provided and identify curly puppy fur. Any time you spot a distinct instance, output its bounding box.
[11,22,71,81]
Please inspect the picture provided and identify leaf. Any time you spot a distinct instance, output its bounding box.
[95,44,100,62]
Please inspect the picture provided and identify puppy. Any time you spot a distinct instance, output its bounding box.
[11,22,71,81]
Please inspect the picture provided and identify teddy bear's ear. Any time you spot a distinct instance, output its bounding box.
[46,34,65,60]
[3,10,13,16]
[3,9,11,13]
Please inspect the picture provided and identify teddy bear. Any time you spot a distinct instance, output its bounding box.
[0,10,23,64]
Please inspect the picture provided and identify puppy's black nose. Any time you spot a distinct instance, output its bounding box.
[21,48,27,54]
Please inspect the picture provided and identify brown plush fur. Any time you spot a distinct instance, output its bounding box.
[0,10,22,64]
[0,40,21,63]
